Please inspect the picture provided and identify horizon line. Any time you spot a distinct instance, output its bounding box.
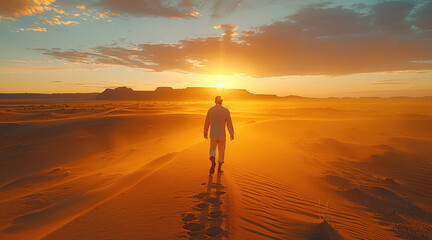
[0,86,431,99]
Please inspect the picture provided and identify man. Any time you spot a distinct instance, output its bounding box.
[204,96,234,174]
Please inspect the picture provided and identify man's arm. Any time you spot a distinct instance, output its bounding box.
[227,110,234,140]
[204,110,210,139]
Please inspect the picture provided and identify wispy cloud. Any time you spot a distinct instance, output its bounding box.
[91,0,197,18]
[366,77,428,85]
[98,11,119,18]
[51,17,61,24]
[0,58,52,63]
[368,80,412,85]
[60,20,79,25]
[42,20,53,25]
[43,6,65,14]
[204,0,243,18]
[0,0,56,19]
[21,26,47,32]
[88,0,247,19]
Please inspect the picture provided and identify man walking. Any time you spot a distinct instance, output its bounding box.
[204,96,234,174]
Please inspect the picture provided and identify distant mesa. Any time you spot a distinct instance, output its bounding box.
[96,86,136,100]
[0,86,302,101]
[2,87,429,100]
[0,92,98,100]
[95,86,281,101]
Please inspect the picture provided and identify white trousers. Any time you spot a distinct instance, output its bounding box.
[209,139,226,163]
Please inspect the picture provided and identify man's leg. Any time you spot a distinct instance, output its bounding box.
[209,139,217,174]
[217,140,226,172]
[209,139,218,159]
[217,140,226,163]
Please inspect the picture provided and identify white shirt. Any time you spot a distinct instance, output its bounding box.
[204,104,234,140]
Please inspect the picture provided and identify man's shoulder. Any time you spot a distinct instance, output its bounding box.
[218,105,230,113]
[209,104,229,112]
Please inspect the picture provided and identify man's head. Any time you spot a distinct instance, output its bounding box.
[215,96,223,104]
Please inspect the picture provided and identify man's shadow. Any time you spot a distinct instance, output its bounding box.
[182,168,226,239]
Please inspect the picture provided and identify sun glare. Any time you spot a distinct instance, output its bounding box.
[217,82,224,88]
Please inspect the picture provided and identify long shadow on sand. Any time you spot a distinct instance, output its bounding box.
[181,170,227,239]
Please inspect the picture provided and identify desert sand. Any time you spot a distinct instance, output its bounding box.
[1,98,432,240]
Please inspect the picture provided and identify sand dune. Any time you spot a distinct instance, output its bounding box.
[0,99,431,239]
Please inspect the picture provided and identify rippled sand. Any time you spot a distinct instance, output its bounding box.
[0,99,431,239]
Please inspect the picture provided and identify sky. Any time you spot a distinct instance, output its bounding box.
[0,0,431,97]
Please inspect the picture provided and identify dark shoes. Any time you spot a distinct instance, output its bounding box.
[209,157,216,174]
[218,163,223,173]
[209,157,223,174]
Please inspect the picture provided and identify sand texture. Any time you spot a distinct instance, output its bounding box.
[1,99,432,239]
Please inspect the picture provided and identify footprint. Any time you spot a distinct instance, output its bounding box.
[205,197,217,203]
[182,213,196,222]
[193,192,208,199]
[205,226,223,237]
[209,211,221,218]
[183,222,204,232]
[195,202,209,209]
[181,173,227,238]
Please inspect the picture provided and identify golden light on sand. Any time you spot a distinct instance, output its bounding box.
[217,82,224,88]
[1,97,432,240]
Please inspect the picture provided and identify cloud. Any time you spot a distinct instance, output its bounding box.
[413,1,432,30]
[213,24,239,41]
[76,4,86,10]
[51,17,61,24]
[368,79,411,85]
[43,6,65,14]
[43,20,53,25]
[286,6,369,37]
[38,1,432,77]
[45,17,78,25]
[98,11,119,18]
[26,26,47,32]
[0,58,51,63]
[0,0,56,19]
[52,7,64,14]
[188,10,201,17]
[92,0,198,18]
[370,1,414,34]
[60,20,79,25]
[91,0,243,19]
[204,0,242,18]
